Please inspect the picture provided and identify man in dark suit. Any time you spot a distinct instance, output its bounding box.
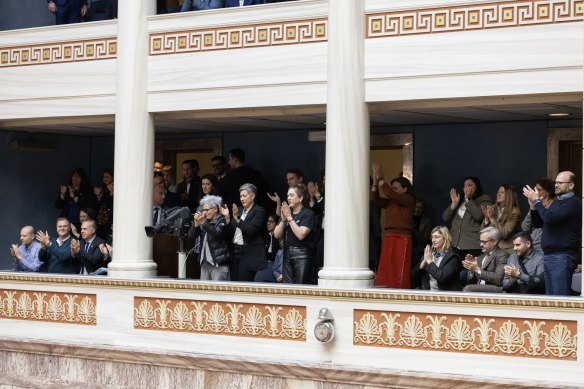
[71,219,110,274]
[47,0,88,25]
[462,226,509,292]
[225,0,264,7]
[176,159,202,213]
[222,183,267,282]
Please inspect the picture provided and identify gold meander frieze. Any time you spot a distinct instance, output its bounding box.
[0,288,96,325]
[367,0,583,38]
[354,310,577,360]
[0,38,117,68]
[1,273,583,311]
[134,297,306,341]
[149,18,327,55]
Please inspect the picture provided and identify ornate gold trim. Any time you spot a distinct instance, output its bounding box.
[0,288,96,325]
[354,310,577,360]
[1,273,583,310]
[367,0,583,38]
[0,38,117,68]
[134,297,306,341]
[149,18,327,55]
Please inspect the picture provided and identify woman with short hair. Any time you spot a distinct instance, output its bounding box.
[221,183,267,282]
[412,226,462,291]
[274,183,315,284]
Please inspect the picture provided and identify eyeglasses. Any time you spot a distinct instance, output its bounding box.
[479,239,493,245]
[201,208,213,212]
[555,181,571,185]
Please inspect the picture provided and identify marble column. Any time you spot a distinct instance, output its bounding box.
[108,0,158,278]
[318,0,374,288]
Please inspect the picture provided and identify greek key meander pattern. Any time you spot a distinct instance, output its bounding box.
[367,0,583,38]
[0,38,116,68]
[354,310,577,360]
[134,297,306,341]
[149,18,327,56]
[0,289,96,325]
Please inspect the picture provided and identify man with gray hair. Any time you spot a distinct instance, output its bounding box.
[10,226,42,272]
[189,195,230,281]
[462,226,509,292]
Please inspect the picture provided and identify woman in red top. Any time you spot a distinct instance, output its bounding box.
[371,162,416,288]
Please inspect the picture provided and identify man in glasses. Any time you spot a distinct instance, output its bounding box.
[523,171,582,296]
[462,226,509,292]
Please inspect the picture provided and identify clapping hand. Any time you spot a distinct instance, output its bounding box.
[371,161,383,181]
[449,188,460,210]
[10,244,22,261]
[71,239,80,256]
[193,211,205,226]
[307,182,320,198]
[523,185,540,207]
[462,254,479,273]
[219,204,230,221]
[231,203,239,220]
[35,230,51,247]
[267,192,281,203]
[281,202,291,221]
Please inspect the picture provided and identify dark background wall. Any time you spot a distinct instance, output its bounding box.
[0,0,54,31]
[0,120,573,270]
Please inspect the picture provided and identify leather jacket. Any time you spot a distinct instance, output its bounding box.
[189,215,231,266]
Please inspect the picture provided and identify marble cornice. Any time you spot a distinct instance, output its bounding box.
[1,272,583,311]
[0,338,571,388]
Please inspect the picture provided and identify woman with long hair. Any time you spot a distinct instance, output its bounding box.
[274,183,315,284]
[442,176,492,259]
[482,184,521,253]
[371,162,416,289]
[411,226,462,291]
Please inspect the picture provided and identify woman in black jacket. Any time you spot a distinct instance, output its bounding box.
[189,195,230,281]
[412,226,462,291]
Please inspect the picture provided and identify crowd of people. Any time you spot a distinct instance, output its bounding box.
[8,146,583,296]
[47,0,299,25]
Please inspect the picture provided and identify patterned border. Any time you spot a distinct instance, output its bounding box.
[149,18,327,55]
[0,38,117,68]
[354,310,577,360]
[134,297,306,341]
[0,288,96,325]
[367,0,583,38]
[1,273,583,310]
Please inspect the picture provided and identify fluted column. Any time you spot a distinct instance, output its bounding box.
[318,0,374,288]
[108,0,157,278]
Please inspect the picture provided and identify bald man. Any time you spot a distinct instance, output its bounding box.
[524,171,582,295]
[10,226,42,272]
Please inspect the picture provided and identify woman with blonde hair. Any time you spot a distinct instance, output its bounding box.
[412,226,462,291]
[482,184,521,253]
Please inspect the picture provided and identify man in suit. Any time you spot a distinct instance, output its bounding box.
[47,0,88,25]
[462,226,509,292]
[225,0,264,7]
[177,159,202,214]
[222,183,268,281]
[71,219,110,274]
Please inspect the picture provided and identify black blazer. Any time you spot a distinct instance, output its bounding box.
[412,250,462,291]
[75,235,110,274]
[227,204,267,271]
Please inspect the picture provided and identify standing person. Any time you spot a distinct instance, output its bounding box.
[177,160,202,213]
[189,195,230,281]
[211,156,228,181]
[36,218,76,274]
[442,176,492,259]
[521,177,555,251]
[274,184,315,284]
[370,162,416,289]
[482,184,521,253]
[523,171,582,296]
[201,173,219,196]
[55,168,92,231]
[221,183,267,282]
[411,226,462,291]
[10,226,42,272]
[162,165,178,193]
[47,0,88,25]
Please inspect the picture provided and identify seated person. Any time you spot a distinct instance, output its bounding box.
[182,0,225,11]
[462,227,509,293]
[71,220,111,275]
[502,232,545,294]
[10,226,42,272]
[189,195,230,281]
[411,226,462,291]
[272,243,283,283]
[37,218,77,274]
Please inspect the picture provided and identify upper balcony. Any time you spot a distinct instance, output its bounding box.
[0,0,582,125]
